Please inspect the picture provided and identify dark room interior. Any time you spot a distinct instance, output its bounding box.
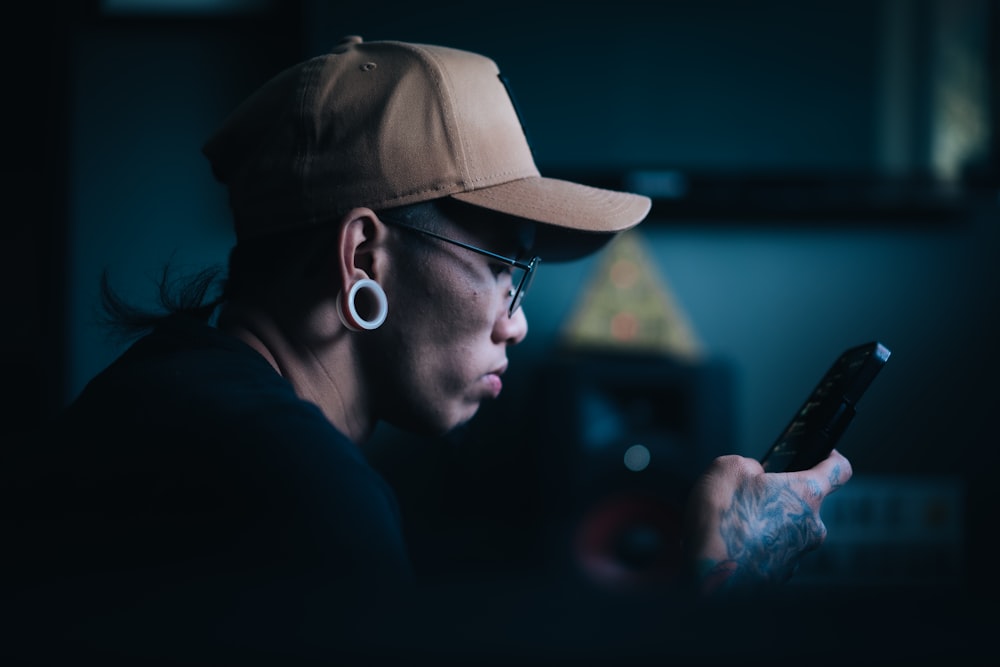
[5,0,999,664]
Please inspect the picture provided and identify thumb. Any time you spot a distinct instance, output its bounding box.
[803,448,853,497]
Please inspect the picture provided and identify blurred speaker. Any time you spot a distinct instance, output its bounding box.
[531,350,734,592]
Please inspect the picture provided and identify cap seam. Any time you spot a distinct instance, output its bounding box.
[295,57,324,210]
[406,44,472,186]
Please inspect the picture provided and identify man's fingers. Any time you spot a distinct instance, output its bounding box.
[808,448,853,494]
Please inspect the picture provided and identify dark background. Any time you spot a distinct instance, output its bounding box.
[5,0,999,661]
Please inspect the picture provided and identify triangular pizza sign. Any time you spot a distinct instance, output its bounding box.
[559,229,702,359]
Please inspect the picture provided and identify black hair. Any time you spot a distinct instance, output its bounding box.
[97,264,225,345]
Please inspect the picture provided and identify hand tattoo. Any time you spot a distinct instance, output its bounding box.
[712,478,825,590]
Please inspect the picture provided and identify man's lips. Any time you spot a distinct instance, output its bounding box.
[482,362,508,398]
[483,373,503,398]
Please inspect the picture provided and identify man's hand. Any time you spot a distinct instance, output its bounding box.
[682,449,852,595]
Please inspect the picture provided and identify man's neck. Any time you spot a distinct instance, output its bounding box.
[216,301,374,444]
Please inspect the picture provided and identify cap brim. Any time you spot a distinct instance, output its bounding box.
[450,176,651,262]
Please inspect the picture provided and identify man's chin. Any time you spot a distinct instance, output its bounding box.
[436,398,492,438]
[386,404,480,439]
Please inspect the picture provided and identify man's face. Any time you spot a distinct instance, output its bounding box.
[365,210,531,436]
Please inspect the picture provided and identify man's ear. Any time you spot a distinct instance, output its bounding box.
[336,207,387,290]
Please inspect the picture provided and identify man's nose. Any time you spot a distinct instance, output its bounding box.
[494,302,528,345]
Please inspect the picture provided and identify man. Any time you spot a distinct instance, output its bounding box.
[4,36,850,662]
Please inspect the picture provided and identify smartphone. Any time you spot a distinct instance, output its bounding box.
[760,341,891,473]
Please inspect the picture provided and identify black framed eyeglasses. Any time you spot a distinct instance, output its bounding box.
[382,218,539,318]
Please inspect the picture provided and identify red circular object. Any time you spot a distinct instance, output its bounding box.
[573,491,683,592]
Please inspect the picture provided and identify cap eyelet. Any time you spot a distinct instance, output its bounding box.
[360,62,377,72]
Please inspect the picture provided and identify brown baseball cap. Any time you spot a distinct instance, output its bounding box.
[203,36,651,258]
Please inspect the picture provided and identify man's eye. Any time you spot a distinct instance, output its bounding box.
[491,263,514,277]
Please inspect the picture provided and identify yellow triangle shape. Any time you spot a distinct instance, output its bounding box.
[559,229,703,359]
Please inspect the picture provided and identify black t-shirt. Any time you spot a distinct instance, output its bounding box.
[6,315,412,623]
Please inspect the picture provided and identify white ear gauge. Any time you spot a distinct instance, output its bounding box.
[337,278,388,331]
